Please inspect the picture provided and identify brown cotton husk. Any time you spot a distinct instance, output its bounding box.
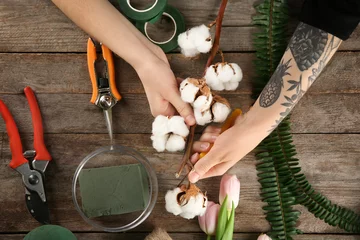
[200,84,212,97]
[145,228,172,240]
[177,183,204,206]
[213,95,231,107]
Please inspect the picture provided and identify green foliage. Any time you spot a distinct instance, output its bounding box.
[252,0,360,238]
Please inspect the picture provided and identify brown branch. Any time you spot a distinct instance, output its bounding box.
[208,19,217,28]
[175,125,196,178]
[176,0,228,181]
[204,0,228,72]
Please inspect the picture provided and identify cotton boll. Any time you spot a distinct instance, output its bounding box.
[229,63,243,82]
[181,47,200,58]
[194,109,212,126]
[188,25,213,54]
[217,64,234,82]
[196,39,212,53]
[193,94,213,112]
[168,116,189,137]
[165,134,186,152]
[224,81,239,91]
[178,31,198,57]
[165,188,183,216]
[204,65,220,86]
[152,115,169,135]
[151,134,169,152]
[180,194,208,219]
[212,102,231,123]
[208,81,225,91]
[180,79,200,103]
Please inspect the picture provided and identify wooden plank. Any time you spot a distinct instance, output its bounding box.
[1,233,359,240]
[0,52,359,94]
[0,0,359,52]
[0,134,359,233]
[0,93,359,134]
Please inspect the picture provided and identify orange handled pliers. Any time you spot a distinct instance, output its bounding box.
[0,87,51,224]
[87,38,121,140]
[87,38,121,109]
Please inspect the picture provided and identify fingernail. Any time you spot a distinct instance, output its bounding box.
[212,135,218,140]
[189,171,200,183]
[186,115,196,125]
[215,128,222,133]
[200,143,210,150]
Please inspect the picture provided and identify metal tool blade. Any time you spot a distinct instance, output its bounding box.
[25,190,51,224]
[103,108,114,145]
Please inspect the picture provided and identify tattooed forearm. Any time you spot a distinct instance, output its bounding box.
[288,22,328,71]
[259,59,291,107]
[258,22,342,132]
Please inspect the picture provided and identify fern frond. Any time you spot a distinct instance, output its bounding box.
[252,0,360,237]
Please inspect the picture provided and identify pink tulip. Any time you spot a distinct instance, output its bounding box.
[219,174,240,210]
[257,234,272,240]
[198,201,221,236]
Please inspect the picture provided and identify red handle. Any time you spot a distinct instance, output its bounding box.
[24,87,51,161]
[0,99,27,169]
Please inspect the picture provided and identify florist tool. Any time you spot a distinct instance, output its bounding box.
[0,87,51,224]
[71,39,158,232]
[87,37,121,144]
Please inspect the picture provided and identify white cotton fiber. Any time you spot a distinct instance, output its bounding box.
[224,81,239,91]
[180,78,200,103]
[151,134,169,152]
[194,109,213,126]
[152,115,169,135]
[165,188,183,215]
[217,64,234,83]
[212,102,231,123]
[229,63,243,82]
[168,116,189,137]
[193,94,213,112]
[165,134,186,152]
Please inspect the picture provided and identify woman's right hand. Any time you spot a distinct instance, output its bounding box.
[136,53,196,126]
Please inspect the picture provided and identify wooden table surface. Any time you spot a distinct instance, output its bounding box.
[0,0,359,239]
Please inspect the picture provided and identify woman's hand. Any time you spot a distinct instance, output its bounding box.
[188,113,268,183]
[136,53,195,126]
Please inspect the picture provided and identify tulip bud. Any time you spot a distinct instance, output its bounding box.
[257,234,272,240]
[219,174,240,210]
[198,201,220,236]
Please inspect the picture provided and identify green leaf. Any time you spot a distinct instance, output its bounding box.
[216,195,228,240]
[221,202,235,240]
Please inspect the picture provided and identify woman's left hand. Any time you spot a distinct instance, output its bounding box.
[189,113,267,183]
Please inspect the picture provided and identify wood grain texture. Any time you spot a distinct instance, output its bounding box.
[0,52,359,94]
[0,133,359,233]
[1,233,360,240]
[0,93,358,134]
[0,0,358,52]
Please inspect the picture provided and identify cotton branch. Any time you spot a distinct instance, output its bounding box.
[176,0,229,179]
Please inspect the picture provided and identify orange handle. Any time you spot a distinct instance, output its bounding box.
[24,87,51,162]
[199,108,242,159]
[101,44,121,101]
[87,38,98,104]
[0,100,28,169]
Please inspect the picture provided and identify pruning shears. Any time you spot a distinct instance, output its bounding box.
[87,38,121,139]
[0,87,52,224]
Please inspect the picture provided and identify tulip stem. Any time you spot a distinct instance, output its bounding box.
[207,235,212,240]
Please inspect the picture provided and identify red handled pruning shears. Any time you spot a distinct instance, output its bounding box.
[0,87,52,224]
[87,38,121,140]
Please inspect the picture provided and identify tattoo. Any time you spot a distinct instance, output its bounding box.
[289,22,328,71]
[268,75,305,132]
[308,36,342,85]
[259,59,291,108]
